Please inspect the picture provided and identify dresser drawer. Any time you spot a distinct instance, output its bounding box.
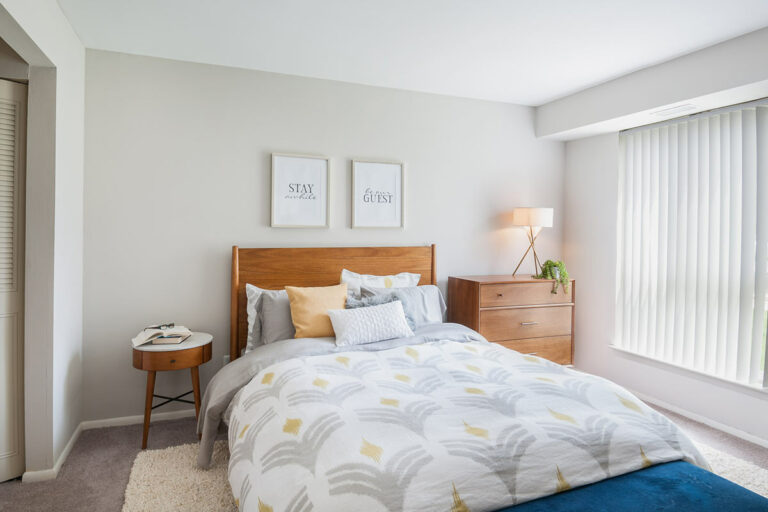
[480,282,572,307]
[479,305,572,341]
[495,336,572,365]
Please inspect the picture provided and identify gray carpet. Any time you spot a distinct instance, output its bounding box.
[0,417,208,512]
[0,405,766,512]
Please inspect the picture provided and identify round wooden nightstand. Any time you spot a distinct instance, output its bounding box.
[132,332,213,449]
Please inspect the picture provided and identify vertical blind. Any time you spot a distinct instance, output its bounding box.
[615,101,768,387]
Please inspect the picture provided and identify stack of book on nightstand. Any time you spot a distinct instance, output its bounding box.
[131,323,192,348]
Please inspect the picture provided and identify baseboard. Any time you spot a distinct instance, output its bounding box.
[21,408,196,483]
[80,408,196,430]
[21,467,57,483]
[634,391,768,450]
[22,422,83,483]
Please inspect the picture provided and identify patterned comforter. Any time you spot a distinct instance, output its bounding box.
[226,338,707,511]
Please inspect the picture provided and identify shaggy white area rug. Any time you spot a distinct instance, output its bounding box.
[695,442,768,498]
[122,440,767,511]
[122,441,235,512]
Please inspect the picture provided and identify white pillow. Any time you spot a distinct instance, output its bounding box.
[340,269,421,297]
[327,301,414,346]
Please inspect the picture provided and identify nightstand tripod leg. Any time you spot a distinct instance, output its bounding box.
[191,366,201,420]
[142,370,156,449]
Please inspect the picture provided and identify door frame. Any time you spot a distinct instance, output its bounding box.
[0,5,60,477]
[0,78,26,482]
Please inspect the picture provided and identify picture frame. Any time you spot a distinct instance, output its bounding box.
[352,160,405,228]
[271,153,330,228]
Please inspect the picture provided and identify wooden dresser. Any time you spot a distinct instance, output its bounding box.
[447,275,575,365]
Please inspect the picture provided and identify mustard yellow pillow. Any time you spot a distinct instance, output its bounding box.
[285,283,348,338]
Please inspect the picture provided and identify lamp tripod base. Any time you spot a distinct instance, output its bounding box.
[513,226,543,276]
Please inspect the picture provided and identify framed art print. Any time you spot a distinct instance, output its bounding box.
[271,153,330,228]
[352,160,404,228]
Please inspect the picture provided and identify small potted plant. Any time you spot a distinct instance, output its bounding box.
[535,260,569,294]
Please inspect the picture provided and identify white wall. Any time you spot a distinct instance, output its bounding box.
[564,133,768,443]
[0,0,84,472]
[82,49,565,421]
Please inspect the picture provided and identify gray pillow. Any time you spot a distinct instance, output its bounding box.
[259,290,296,344]
[245,284,265,352]
[360,285,446,330]
[346,293,400,309]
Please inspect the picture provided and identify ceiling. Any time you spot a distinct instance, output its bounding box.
[57,0,768,106]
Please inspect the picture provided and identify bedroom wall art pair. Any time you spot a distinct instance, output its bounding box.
[271,153,404,229]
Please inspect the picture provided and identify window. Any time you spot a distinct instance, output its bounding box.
[615,100,768,387]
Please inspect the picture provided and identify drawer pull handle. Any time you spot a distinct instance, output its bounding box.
[497,293,503,297]
[170,359,176,363]
[520,321,539,326]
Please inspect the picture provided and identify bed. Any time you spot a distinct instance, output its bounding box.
[197,245,768,512]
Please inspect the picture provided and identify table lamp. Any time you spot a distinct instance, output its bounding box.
[511,207,553,276]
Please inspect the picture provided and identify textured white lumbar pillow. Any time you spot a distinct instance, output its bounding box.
[340,269,420,297]
[328,300,414,346]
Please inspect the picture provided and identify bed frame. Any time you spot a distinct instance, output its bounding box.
[230,245,436,361]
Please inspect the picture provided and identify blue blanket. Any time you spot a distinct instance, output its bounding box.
[497,461,768,511]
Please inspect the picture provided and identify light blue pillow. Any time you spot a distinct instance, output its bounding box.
[360,285,446,330]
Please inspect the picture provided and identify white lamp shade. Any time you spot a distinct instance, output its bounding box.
[511,207,553,227]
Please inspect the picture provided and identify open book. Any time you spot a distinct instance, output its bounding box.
[132,325,192,348]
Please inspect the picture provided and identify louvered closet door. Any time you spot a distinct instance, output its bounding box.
[0,79,26,483]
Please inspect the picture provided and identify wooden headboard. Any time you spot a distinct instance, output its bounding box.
[230,245,436,360]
